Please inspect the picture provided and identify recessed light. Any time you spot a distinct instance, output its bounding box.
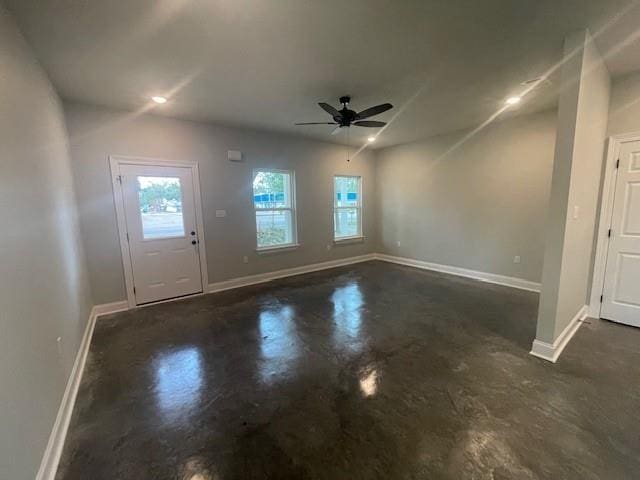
[367,136,376,142]
[152,96,167,104]
[505,96,521,106]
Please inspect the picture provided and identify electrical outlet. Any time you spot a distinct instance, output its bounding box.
[326,244,332,251]
[396,241,401,247]
[243,256,249,264]
[514,255,521,264]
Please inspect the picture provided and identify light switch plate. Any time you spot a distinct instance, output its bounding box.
[228,150,242,162]
[216,209,226,218]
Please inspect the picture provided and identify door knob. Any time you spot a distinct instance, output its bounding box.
[191,231,196,236]
[192,240,197,245]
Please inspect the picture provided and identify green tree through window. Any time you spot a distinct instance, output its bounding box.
[139,178,181,213]
[253,171,285,196]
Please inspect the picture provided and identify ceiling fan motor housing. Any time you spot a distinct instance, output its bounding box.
[337,96,357,126]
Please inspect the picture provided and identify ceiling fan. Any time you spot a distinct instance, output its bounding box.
[295,96,393,135]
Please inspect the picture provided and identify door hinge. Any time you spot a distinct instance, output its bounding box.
[133,286,136,295]
[608,229,612,238]
[600,294,603,303]
[616,159,620,169]
[116,174,123,184]
[126,232,130,242]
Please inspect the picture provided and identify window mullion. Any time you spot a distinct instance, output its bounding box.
[255,207,292,212]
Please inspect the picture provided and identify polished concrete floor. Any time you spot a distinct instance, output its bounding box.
[56,261,640,479]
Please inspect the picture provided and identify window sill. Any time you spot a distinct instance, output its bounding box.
[256,243,301,254]
[333,236,365,245]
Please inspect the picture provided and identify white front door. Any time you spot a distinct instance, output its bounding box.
[120,164,203,305]
[602,140,640,327]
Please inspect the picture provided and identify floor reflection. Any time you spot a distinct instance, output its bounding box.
[153,347,203,422]
[359,367,379,397]
[181,457,218,480]
[332,282,364,352]
[259,305,299,383]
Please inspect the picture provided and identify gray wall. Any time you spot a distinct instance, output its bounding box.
[64,102,376,305]
[608,70,640,136]
[536,31,611,344]
[0,7,93,479]
[374,110,557,283]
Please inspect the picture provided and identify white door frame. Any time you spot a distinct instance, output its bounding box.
[110,155,209,308]
[588,132,640,317]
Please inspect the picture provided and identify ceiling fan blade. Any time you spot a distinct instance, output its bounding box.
[353,120,386,127]
[355,103,393,120]
[318,102,342,119]
[295,122,338,125]
[331,125,344,135]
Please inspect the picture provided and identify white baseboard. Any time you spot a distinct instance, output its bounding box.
[96,254,540,311]
[92,300,129,317]
[374,253,541,292]
[36,302,128,480]
[530,305,588,363]
[209,253,376,293]
[36,305,99,480]
[86,255,378,316]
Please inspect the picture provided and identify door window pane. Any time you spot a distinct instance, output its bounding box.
[138,176,185,239]
[334,208,359,238]
[256,210,293,248]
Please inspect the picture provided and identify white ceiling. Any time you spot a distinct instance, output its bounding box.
[6,0,640,148]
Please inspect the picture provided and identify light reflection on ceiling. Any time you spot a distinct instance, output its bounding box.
[153,347,203,422]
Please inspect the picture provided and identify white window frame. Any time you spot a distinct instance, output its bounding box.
[252,168,298,252]
[333,174,363,242]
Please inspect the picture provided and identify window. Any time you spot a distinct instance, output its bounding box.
[253,169,297,249]
[334,175,362,240]
[137,176,185,239]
